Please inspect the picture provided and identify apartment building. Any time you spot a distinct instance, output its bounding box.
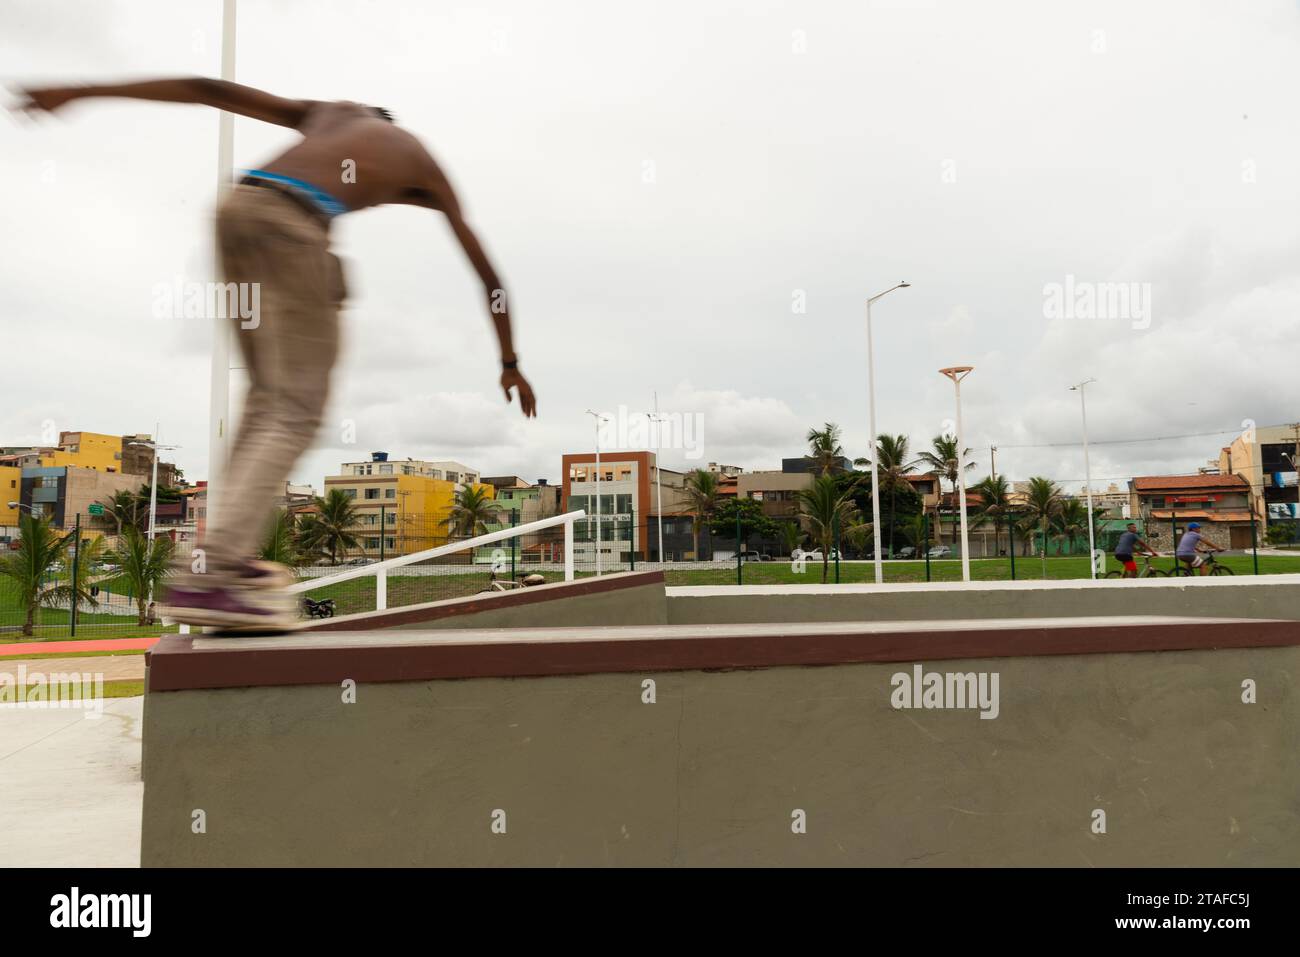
[324,452,492,557]
[561,451,691,561]
[1216,423,1300,530]
[1128,474,1255,550]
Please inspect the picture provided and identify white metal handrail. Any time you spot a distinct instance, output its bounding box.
[288,509,587,610]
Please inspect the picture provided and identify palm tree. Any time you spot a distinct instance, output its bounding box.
[917,434,975,544]
[899,511,932,556]
[258,509,301,567]
[805,423,846,476]
[112,526,173,626]
[797,474,870,582]
[300,489,360,564]
[447,485,503,539]
[45,535,105,626]
[100,489,142,537]
[970,475,1013,556]
[682,469,720,560]
[0,513,70,636]
[779,520,803,557]
[854,434,919,559]
[1019,476,1063,577]
[1054,498,1088,556]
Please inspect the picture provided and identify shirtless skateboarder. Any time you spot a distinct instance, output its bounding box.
[17,77,537,632]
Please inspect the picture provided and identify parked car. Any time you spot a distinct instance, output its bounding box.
[803,548,840,562]
[739,551,770,563]
[343,557,377,566]
[897,546,916,559]
[927,545,952,558]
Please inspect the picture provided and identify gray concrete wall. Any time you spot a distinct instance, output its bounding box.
[384,580,668,630]
[666,575,1300,625]
[141,644,1299,866]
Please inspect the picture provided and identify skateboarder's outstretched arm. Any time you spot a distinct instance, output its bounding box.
[421,162,537,418]
[14,77,316,128]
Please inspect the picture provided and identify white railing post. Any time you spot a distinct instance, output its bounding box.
[376,567,387,611]
[564,517,575,581]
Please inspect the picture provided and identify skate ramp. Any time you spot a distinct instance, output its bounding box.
[141,614,1300,866]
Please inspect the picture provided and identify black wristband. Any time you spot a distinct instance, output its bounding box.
[502,359,518,370]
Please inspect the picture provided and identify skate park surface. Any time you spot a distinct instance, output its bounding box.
[139,570,1300,866]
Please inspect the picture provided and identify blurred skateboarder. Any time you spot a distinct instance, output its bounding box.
[17,78,536,631]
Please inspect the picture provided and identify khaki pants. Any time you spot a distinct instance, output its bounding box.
[196,185,346,580]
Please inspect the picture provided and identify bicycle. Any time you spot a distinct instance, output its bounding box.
[1104,554,1167,579]
[1169,550,1234,577]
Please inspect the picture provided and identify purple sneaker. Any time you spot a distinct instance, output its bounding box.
[162,585,298,634]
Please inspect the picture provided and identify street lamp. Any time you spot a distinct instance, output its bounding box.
[939,366,974,582]
[1070,378,1098,579]
[584,410,608,576]
[649,395,668,566]
[127,426,181,542]
[866,281,910,584]
[8,501,36,514]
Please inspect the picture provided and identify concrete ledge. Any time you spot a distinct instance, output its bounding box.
[667,574,1300,625]
[140,623,1300,866]
[305,569,667,632]
[146,615,1300,691]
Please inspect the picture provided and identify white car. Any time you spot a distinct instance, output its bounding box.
[803,548,840,562]
[927,545,952,558]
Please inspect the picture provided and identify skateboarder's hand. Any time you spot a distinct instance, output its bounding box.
[12,85,82,116]
[501,368,537,418]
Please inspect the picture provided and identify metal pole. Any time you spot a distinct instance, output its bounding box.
[379,505,386,563]
[954,380,971,582]
[510,508,517,580]
[653,394,664,566]
[70,512,81,638]
[1250,510,1259,575]
[594,418,601,576]
[924,511,931,582]
[563,519,574,581]
[1009,518,1017,580]
[629,512,635,571]
[207,0,237,531]
[730,510,738,585]
[1073,380,1097,578]
[866,299,883,585]
[147,424,159,543]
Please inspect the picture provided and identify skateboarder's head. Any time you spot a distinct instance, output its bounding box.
[368,105,395,122]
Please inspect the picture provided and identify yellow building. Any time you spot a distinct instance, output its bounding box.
[0,465,21,531]
[323,469,495,558]
[53,431,127,473]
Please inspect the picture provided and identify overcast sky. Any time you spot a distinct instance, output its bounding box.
[3,0,1298,495]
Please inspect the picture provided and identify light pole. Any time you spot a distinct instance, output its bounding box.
[127,427,180,543]
[585,410,607,576]
[208,0,238,531]
[939,366,974,582]
[649,393,666,565]
[866,281,910,584]
[1070,378,1098,578]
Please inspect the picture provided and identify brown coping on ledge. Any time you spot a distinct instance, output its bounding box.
[301,569,665,632]
[146,616,1300,693]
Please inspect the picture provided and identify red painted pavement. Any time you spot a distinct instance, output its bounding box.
[0,636,161,657]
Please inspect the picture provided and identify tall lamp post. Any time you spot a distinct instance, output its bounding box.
[127,427,181,543]
[939,366,974,582]
[585,410,607,576]
[1069,378,1098,578]
[865,281,911,584]
[649,394,667,565]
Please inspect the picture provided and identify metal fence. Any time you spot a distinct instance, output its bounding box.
[3,505,1299,642]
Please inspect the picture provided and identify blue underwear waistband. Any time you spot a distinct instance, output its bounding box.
[240,169,350,218]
